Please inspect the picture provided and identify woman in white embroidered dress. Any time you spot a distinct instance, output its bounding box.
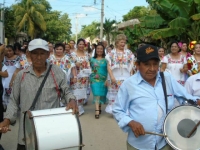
[105,34,135,114]
[70,38,91,116]
[49,43,75,83]
[2,45,20,108]
[161,41,188,85]
[9,46,32,88]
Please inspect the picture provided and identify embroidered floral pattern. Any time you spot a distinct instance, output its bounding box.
[90,58,107,83]
[107,49,134,72]
[187,55,200,75]
[49,55,73,73]
[70,52,90,91]
[4,56,20,66]
[19,54,32,69]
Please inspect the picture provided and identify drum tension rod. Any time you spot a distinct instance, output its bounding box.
[187,121,200,138]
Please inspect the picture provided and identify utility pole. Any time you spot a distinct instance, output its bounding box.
[0,0,5,44]
[75,14,79,43]
[100,0,104,42]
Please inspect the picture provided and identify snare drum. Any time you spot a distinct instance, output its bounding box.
[163,105,200,150]
[24,108,83,150]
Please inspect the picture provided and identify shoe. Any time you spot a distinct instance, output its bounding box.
[99,105,101,114]
[95,110,100,119]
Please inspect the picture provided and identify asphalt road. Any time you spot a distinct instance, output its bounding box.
[0,95,127,150]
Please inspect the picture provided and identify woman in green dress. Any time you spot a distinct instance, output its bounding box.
[90,44,108,119]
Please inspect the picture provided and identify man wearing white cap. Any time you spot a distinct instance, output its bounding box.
[0,39,78,150]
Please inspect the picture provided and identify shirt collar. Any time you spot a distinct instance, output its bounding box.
[136,71,161,85]
[24,62,50,77]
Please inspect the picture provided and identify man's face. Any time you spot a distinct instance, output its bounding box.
[30,49,50,68]
[136,59,159,83]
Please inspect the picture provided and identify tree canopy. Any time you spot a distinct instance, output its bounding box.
[4,0,71,42]
[122,6,150,21]
[124,0,200,50]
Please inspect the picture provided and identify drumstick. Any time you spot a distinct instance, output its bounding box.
[187,121,200,138]
[145,131,167,137]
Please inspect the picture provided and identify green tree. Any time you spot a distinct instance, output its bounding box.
[79,21,99,40]
[13,0,47,39]
[4,7,16,40]
[123,6,150,21]
[42,11,71,42]
[103,18,116,45]
[146,0,200,41]
[124,0,200,50]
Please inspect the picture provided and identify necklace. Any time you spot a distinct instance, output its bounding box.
[116,49,125,75]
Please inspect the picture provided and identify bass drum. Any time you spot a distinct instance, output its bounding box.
[24,108,83,150]
[163,105,200,150]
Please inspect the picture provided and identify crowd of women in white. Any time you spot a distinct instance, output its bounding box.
[1,35,200,118]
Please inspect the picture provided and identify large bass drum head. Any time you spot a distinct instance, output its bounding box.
[163,105,200,150]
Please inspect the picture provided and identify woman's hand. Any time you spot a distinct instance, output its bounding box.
[111,77,116,84]
[76,62,81,68]
[72,77,77,83]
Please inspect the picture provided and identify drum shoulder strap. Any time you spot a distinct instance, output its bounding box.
[160,72,168,114]
[29,65,52,110]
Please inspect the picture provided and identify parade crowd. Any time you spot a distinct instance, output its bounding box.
[0,34,200,150]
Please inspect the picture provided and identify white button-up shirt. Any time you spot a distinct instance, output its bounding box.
[185,73,200,96]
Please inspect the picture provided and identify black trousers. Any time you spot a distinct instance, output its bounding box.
[17,144,26,150]
[0,87,3,139]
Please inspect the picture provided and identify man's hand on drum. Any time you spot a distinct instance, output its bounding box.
[66,99,79,115]
[128,120,145,138]
[0,119,11,133]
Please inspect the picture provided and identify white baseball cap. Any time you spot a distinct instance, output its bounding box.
[28,39,49,51]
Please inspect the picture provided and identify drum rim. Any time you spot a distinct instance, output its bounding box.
[24,110,39,150]
[163,105,200,150]
[75,114,83,150]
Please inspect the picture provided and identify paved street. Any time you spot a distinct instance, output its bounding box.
[0,95,127,150]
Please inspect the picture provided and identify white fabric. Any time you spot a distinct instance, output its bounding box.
[162,54,186,82]
[184,73,200,96]
[157,104,163,123]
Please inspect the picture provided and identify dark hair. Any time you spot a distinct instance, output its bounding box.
[6,45,15,54]
[170,41,179,48]
[158,47,165,51]
[54,43,65,51]
[69,40,76,44]
[77,38,85,45]
[93,44,106,58]
[13,42,21,51]
[6,45,14,50]
[182,41,187,45]
[87,43,92,53]
[170,41,180,52]
[92,43,97,49]
[110,44,114,49]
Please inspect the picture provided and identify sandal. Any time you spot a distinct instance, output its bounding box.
[99,105,101,114]
[95,110,100,119]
